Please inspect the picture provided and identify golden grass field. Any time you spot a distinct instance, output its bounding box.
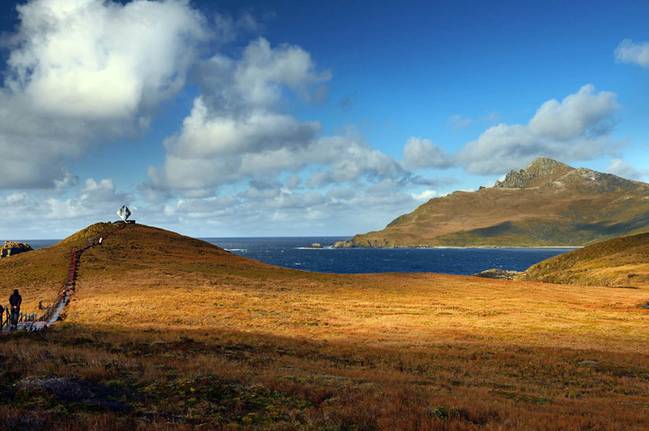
[527,232,649,288]
[2,223,649,430]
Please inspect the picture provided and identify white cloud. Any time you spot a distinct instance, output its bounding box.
[212,12,262,46]
[0,176,129,238]
[154,178,423,236]
[196,37,329,116]
[7,0,207,119]
[458,85,619,175]
[0,2,452,236]
[403,137,453,169]
[0,0,208,189]
[150,37,409,192]
[615,39,649,68]
[607,158,647,180]
[149,37,327,191]
[411,189,438,201]
[165,97,320,159]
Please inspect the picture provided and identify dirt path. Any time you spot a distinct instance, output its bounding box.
[1,224,124,334]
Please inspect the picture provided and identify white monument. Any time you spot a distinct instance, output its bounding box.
[116,205,135,223]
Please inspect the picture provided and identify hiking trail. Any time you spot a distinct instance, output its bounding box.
[1,224,125,334]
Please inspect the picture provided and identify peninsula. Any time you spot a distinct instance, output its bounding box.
[344,158,649,248]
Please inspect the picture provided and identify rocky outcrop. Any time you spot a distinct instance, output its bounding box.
[0,241,33,258]
[475,268,524,280]
[494,158,572,189]
[333,240,353,248]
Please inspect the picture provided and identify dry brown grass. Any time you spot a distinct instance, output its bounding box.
[2,223,649,430]
[527,232,649,288]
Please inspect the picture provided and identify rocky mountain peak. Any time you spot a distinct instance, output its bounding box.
[494,157,574,189]
[526,157,570,172]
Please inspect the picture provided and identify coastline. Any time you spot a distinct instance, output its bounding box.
[334,243,583,250]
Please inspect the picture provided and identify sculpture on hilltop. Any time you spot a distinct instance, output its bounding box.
[116,205,136,224]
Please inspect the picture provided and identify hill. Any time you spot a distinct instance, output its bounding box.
[526,232,649,287]
[2,223,649,430]
[0,222,265,312]
[346,157,649,247]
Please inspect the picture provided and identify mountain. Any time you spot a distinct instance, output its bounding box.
[526,232,649,287]
[346,157,649,247]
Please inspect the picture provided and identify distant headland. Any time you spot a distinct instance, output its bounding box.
[341,157,649,248]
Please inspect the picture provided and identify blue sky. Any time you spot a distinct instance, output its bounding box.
[0,0,647,239]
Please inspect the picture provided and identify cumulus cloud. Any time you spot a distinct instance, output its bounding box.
[144,34,434,233]
[615,39,649,68]
[149,37,327,192]
[212,11,263,46]
[458,85,619,175]
[165,97,320,160]
[7,0,206,119]
[403,137,453,169]
[155,178,423,236]
[196,38,330,114]
[0,0,207,188]
[150,37,411,193]
[0,1,453,236]
[0,176,130,237]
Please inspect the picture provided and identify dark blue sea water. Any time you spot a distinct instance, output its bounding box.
[203,237,571,275]
[12,237,571,275]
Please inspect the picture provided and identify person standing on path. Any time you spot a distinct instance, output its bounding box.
[9,289,22,331]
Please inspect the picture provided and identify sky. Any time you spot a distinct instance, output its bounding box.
[0,0,647,239]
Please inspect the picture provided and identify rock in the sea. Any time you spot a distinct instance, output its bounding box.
[0,241,33,258]
[333,240,353,248]
[475,268,523,280]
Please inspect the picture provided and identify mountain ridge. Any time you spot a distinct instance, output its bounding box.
[345,157,649,247]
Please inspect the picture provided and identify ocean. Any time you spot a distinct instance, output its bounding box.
[14,237,570,275]
[202,237,570,274]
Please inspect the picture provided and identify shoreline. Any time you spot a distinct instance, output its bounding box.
[333,244,583,250]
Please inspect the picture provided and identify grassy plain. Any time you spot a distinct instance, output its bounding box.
[2,224,649,430]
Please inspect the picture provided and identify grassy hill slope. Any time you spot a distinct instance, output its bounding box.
[0,223,123,311]
[1,223,649,430]
[349,158,649,247]
[526,232,649,287]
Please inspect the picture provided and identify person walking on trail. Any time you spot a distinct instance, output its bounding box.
[9,289,22,330]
